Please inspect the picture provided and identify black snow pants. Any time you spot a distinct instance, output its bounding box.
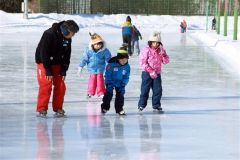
[122,34,132,56]
[101,88,124,114]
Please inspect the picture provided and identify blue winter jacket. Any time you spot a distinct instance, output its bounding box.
[105,57,131,94]
[122,21,133,36]
[79,44,111,74]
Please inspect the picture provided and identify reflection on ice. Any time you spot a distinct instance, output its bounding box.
[138,115,161,160]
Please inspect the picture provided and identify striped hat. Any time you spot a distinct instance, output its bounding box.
[117,46,129,59]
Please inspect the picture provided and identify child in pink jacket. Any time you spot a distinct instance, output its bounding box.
[138,31,169,113]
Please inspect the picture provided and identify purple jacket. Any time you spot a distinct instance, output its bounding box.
[139,45,169,74]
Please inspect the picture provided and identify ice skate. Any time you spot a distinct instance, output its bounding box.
[37,110,47,118]
[138,106,144,112]
[54,109,66,118]
[153,107,164,113]
[101,108,108,115]
[118,110,126,116]
[87,94,92,99]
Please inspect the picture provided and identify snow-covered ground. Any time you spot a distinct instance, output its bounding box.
[0,11,239,160]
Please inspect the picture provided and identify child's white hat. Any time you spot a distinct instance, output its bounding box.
[148,31,161,42]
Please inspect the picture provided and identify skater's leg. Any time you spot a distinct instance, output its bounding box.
[101,91,113,112]
[138,71,152,109]
[123,35,128,44]
[96,73,106,96]
[36,64,52,112]
[115,88,124,113]
[152,74,162,109]
[52,65,66,112]
[135,40,140,55]
[127,35,132,55]
[87,74,97,96]
[131,40,135,55]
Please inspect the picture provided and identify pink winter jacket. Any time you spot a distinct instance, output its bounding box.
[139,45,169,74]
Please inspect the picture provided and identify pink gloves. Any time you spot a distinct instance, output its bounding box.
[150,71,157,79]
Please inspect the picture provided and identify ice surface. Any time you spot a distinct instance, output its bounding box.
[0,26,239,160]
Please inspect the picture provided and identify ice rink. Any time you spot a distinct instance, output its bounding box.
[0,27,240,160]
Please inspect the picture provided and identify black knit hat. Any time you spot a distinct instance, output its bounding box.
[62,20,79,33]
[126,16,131,22]
[117,46,129,59]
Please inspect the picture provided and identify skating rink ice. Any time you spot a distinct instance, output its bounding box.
[0,27,239,160]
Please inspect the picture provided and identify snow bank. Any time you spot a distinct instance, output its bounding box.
[0,10,239,78]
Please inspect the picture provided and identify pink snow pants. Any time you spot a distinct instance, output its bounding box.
[87,74,106,96]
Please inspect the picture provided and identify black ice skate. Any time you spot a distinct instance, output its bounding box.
[118,110,126,116]
[101,108,108,115]
[138,106,144,112]
[153,107,164,113]
[87,94,92,99]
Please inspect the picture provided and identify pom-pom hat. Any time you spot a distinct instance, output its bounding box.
[89,32,103,45]
[148,31,161,42]
[117,46,129,59]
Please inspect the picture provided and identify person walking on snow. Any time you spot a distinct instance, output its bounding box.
[122,16,133,56]
[78,33,112,98]
[35,20,79,117]
[138,31,169,113]
[101,46,130,116]
[131,25,142,55]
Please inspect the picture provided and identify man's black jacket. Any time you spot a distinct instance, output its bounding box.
[35,21,72,76]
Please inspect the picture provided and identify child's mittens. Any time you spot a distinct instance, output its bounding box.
[77,67,83,77]
[150,71,157,79]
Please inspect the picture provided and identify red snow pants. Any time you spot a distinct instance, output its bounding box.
[36,64,66,112]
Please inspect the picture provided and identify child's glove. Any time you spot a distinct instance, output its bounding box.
[77,67,83,77]
[150,71,157,79]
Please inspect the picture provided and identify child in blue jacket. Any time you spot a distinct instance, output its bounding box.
[101,46,130,115]
[122,16,133,56]
[78,33,111,98]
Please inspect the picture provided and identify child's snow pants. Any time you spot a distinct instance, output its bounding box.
[101,87,124,113]
[122,34,132,55]
[87,74,106,96]
[131,39,140,55]
[36,64,66,112]
[138,71,162,109]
